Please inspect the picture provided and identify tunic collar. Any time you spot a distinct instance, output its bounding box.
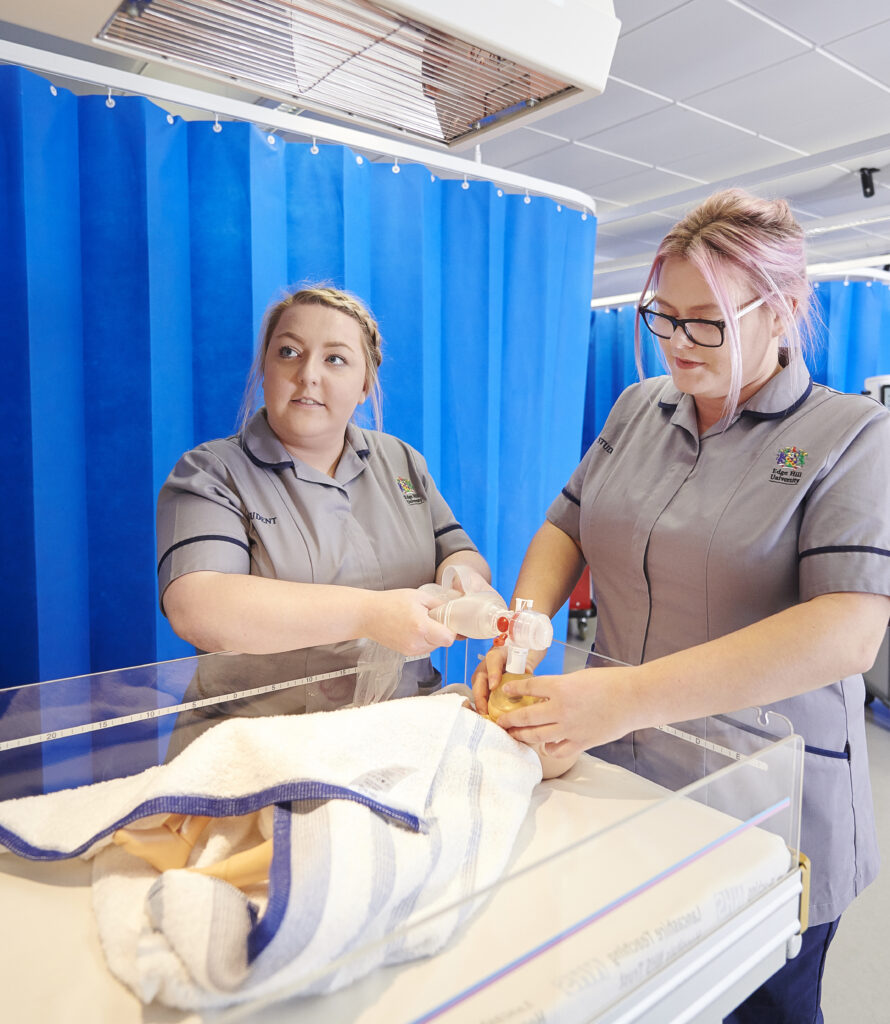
[656,354,813,432]
[736,354,813,421]
[240,410,371,483]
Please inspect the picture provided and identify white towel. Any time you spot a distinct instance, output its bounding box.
[0,694,541,1010]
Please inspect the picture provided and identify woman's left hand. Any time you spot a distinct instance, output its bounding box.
[493,667,642,758]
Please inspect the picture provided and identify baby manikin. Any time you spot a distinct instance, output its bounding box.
[111,573,571,891]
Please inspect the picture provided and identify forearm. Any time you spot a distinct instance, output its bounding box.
[622,592,890,731]
[436,548,492,585]
[497,591,890,754]
[163,571,381,654]
[511,521,586,616]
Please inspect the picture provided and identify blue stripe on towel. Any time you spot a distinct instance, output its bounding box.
[0,780,421,861]
[247,804,296,963]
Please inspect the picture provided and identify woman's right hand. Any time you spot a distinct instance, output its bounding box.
[471,646,508,716]
[472,644,552,715]
[362,588,457,657]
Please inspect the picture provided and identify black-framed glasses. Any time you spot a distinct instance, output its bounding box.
[638,297,765,348]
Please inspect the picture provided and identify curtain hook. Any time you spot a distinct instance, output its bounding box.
[523,189,531,205]
[105,87,115,109]
[212,113,222,134]
[461,175,469,190]
[310,137,319,154]
[392,156,400,174]
[843,275,849,286]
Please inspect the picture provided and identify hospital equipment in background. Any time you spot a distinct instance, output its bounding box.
[569,564,595,640]
[862,375,890,706]
[864,374,890,409]
[865,630,890,707]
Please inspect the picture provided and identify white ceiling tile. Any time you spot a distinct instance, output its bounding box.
[760,167,863,213]
[805,233,890,261]
[590,166,698,205]
[591,198,627,217]
[687,51,890,152]
[804,205,890,240]
[599,211,680,239]
[528,80,671,140]
[796,185,885,220]
[613,0,691,36]
[838,148,890,175]
[756,175,873,223]
[592,265,651,300]
[510,143,640,191]
[826,18,890,88]
[595,230,664,259]
[580,104,729,161]
[608,0,808,101]
[741,1,890,46]
[857,226,890,245]
[479,128,567,168]
[659,134,796,181]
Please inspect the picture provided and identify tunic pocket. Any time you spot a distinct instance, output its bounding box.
[799,746,856,923]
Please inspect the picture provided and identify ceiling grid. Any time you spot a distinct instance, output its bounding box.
[0,0,888,296]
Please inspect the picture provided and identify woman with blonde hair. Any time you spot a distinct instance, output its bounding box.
[474,190,890,1022]
[158,285,489,744]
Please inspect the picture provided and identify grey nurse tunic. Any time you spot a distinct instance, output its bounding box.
[156,410,477,745]
[547,356,890,926]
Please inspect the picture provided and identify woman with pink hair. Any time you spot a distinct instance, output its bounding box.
[474,189,890,1023]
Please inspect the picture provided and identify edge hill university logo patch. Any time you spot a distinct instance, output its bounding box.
[770,446,808,485]
[396,477,425,505]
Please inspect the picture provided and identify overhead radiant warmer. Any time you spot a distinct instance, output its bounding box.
[92,0,620,148]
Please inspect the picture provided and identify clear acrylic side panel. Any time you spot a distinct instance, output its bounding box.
[0,638,431,798]
[589,710,805,868]
[0,633,582,798]
[0,641,803,1024]
[224,725,802,1023]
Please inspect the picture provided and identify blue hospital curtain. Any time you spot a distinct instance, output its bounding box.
[809,280,890,393]
[0,65,597,689]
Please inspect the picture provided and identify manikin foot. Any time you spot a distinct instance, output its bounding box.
[112,813,212,872]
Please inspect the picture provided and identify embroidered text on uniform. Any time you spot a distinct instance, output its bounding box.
[770,445,808,485]
[249,512,278,524]
[595,436,614,454]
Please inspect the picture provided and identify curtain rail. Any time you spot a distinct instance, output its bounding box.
[0,39,596,216]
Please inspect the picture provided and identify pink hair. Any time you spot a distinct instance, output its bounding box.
[635,189,815,419]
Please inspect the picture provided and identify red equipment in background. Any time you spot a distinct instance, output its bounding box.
[568,565,594,640]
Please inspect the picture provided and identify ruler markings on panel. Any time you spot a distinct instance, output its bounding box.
[0,656,429,753]
[657,724,768,770]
